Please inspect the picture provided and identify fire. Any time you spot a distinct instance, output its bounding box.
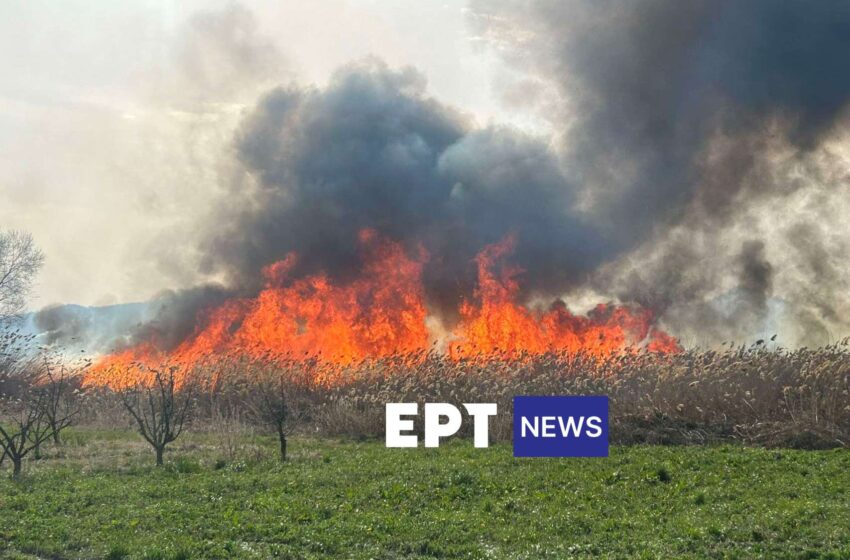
[84,230,429,387]
[449,235,680,358]
[85,231,679,388]
[168,229,431,366]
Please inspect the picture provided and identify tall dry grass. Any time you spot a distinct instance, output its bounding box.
[305,343,849,448]
[87,343,850,449]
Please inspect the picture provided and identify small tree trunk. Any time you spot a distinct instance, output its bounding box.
[278,431,287,462]
[34,442,41,460]
[155,446,164,466]
[12,457,22,477]
[52,429,61,445]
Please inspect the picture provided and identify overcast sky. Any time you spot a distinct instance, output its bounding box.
[0,0,528,308]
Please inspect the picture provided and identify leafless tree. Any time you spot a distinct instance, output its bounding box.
[245,363,314,461]
[0,391,52,476]
[0,230,44,321]
[120,366,195,466]
[0,332,51,476]
[36,359,84,444]
[0,230,48,475]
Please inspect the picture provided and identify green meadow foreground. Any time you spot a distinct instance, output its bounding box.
[0,431,847,560]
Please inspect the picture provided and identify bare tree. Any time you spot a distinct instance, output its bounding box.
[0,332,51,476]
[245,363,314,462]
[36,359,83,444]
[0,231,44,320]
[120,366,195,466]
[0,391,52,476]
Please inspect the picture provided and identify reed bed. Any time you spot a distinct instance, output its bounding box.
[157,342,850,449]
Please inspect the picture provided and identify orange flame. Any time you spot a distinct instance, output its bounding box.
[85,231,679,388]
[449,235,680,358]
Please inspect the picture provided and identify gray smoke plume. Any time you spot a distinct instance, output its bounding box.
[473,0,850,228]
[469,0,850,345]
[32,287,235,354]
[32,302,152,354]
[171,3,288,105]
[198,59,609,317]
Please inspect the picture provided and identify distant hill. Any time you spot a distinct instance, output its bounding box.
[16,301,155,357]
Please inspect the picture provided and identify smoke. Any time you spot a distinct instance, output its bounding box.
[469,0,850,345]
[737,241,773,315]
[132,1,850,348]
[198,59,609,317]
[125,286,235,351]
[34,305,91,346]
[31,286,237,355]
[32,302,152,354]
[35,1,850,351]
[169,3,288,106]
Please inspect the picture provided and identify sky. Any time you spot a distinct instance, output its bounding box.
[0,0,527,308]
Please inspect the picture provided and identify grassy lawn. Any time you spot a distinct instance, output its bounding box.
[0,430,847,559]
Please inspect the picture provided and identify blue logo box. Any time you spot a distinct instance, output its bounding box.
[513,396,609,457]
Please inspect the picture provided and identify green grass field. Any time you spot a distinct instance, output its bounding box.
[0,430,848,559]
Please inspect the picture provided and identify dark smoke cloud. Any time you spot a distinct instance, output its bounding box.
[199,59,609,314]
[473,0,850,237]
[126,286,234,351]
[33,302,151,354]
[737,241,773,316]
[31,288,235,354]
[34,305,92,346]
[470,0,850,344]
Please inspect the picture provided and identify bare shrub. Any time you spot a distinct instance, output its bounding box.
[82,388,135,429]
[232,360,316,461]
[209,404,255,462]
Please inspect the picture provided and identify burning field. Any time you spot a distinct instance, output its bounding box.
[5,1,850,558]
[11,0,850,443]
[32,0,844,395]
[20,0,849,396]
[74,222,848,450]
[85,232,678,388]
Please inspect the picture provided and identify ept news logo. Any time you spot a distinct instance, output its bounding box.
[385,396,609,457]
[513,396,608,457]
